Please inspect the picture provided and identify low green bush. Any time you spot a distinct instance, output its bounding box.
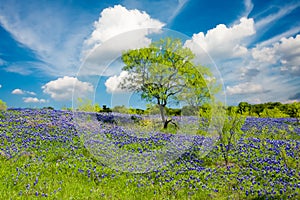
[0,99,7,111]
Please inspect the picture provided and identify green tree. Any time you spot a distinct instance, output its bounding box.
[145,104,160,115]
[166,107,181,116]
[197,103,213,135]
[112,105,129,114]
[181,105,198,116]
[259,107,289,118]
[94,103,101,113]
[237,102,251,115]
[0,99,7,111]
[265,102,282,109]
[120,38,214,129]
[226,105,238,115]
[61,105,72,111]
[77,98,95,112]
[287,102,300,121]
[127,107,144,115]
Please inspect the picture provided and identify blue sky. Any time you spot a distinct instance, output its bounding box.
[0,0,300,109]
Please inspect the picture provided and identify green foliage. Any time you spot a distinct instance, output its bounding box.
[128,107,144,115]
[199,103,246,166]
[112,105,129,114]
[76,98,103,113]
[219,112,246,165]
[197,103,212,135]
[159,122,178,134]
[121,37,215,128]
[94,103,101,113]
[181,105,198,116]
[166,107,181,116]
[113,106,145,115]
[259,107,289,118]
[0,99,7,111]
[226,106,238,115]
[61,105,72,111]
[228,101,300,118]
[237,102,251,115]
[76,98,94,112]
[145,104,160,115]
[199,103,212,119]
[286,102,300,121]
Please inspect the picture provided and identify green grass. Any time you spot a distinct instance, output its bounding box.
[1,138,298,199]
[0,147,214,199]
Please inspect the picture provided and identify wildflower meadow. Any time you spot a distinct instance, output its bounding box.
[0,108,299,199]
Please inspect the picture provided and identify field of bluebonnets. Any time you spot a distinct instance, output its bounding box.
[0,108,299,199]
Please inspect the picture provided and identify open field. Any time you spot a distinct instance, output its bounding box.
[0,109,299,199]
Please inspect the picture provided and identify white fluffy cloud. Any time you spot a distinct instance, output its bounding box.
[0,84,2,89]
[23,97,46,103]
[42,76,94,101]
[85,5,164,47]
[252,47,276,64]
[185,17,255,63]
[81,5,165,76]
[12,89,36,95]
[183,14,299,104]
[226,82,264,95]
[12,88,45,103]
[12,89,24,95]
[105,71,137,93]
[252,34,300,75]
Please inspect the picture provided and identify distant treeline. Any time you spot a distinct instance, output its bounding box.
[54,99,300,119]
[95,102,300,118]
[227,102,300,118]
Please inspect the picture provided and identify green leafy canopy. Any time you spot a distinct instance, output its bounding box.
[119,37,219,128]
[120,38,216,107]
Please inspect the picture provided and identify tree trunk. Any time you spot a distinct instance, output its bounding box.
[158,104,179,130]
[163,119,171,129]
[159,104,169,129]
[159,104,166,122]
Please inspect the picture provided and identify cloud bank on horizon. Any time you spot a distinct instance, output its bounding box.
[0,0,299,108]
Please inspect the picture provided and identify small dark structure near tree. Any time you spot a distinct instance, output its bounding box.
[99,105,112,113]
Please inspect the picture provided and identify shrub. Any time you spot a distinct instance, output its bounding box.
[112,105,129,114]
[199,102,246,166]
[219,111,245,166]
[0,99,7,111]
[259,107,289,118]
[99,105,112,113]
[145,104,160,115]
